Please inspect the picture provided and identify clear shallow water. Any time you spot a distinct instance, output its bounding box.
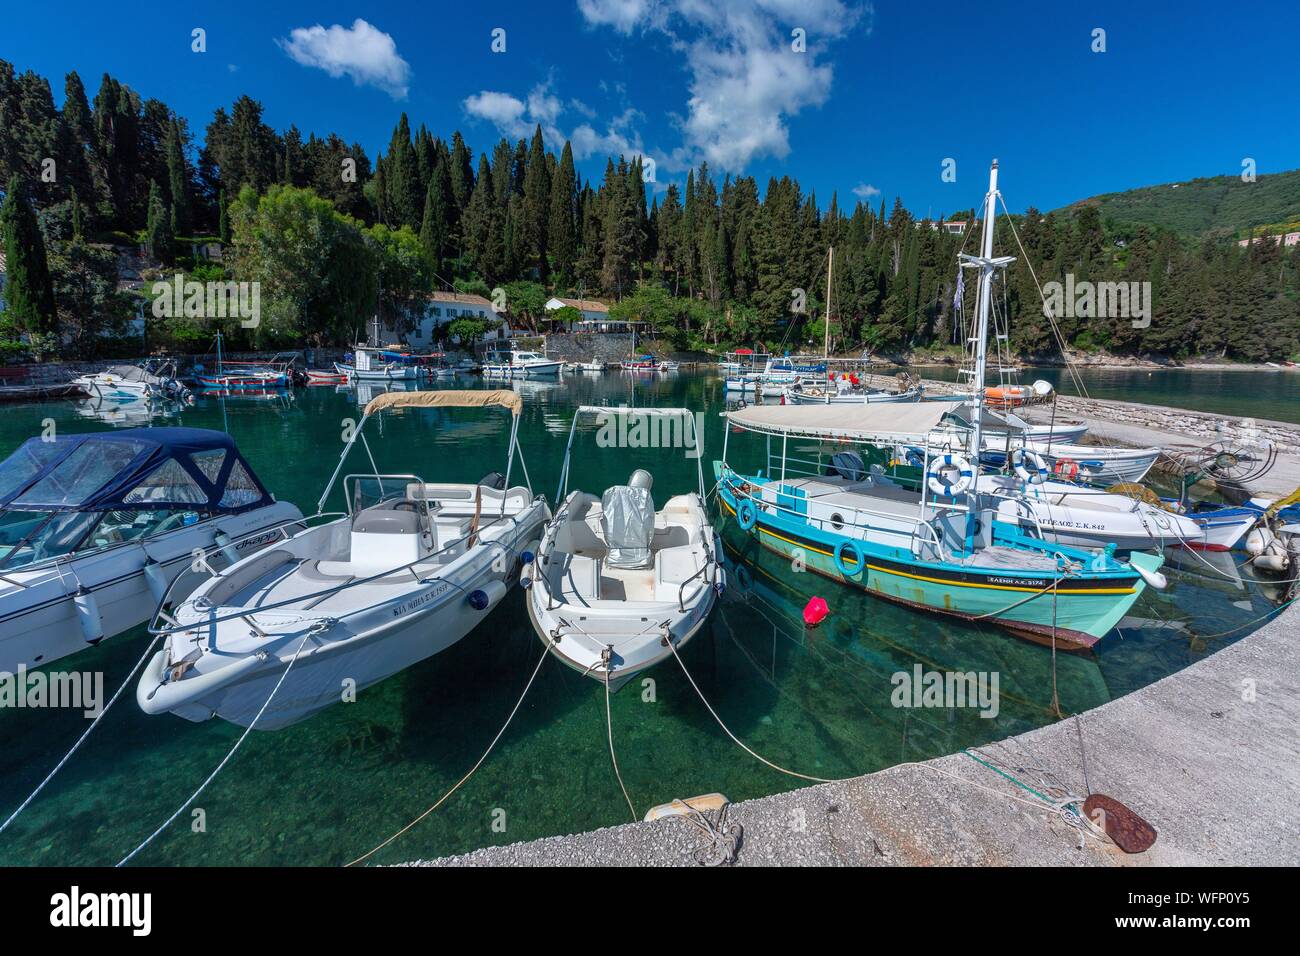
[0,373,1286,866]
[922,365,1300,424]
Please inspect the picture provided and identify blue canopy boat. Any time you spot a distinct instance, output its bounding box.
[0,427,302,671]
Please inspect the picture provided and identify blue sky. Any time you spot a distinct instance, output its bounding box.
[3,1,1297,215]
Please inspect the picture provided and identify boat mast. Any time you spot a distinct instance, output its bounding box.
[823,245,834,361]
[216,328,223,376]
[968,159,1000,478]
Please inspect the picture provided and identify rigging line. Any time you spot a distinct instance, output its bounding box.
[0,634,163,836]
[604,667,638,822]
[117,633,311,867]
[995,193,1094,405]
[664,633,836,785]
[345,639,551,867]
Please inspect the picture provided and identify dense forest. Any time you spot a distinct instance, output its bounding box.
[1,57,1297,361]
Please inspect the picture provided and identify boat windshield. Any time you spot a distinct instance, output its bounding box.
[0,440,68,502]
[11,439,148,509]
[0,507,201,570]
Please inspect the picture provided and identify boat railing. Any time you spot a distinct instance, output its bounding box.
[146,510,342,630]
[719,465,947,555]
[147,507,531,639]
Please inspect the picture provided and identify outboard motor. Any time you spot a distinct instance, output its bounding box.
[628,469,654,493]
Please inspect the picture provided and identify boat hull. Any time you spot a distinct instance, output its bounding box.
[140,501,549,728]
[716,475,1153,650]
[0,502,303,672]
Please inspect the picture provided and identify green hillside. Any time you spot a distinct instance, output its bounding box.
[1058,168,1300,239]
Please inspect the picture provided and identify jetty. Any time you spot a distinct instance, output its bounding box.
[411,598,1297,867]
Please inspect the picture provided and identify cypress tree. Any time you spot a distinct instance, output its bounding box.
[0,175,58,333]
[164,117,189,236]
[548,141,578,285]
[521,125,550,277]
[217,188,229,243]
[419,160,453,276]
[145,178,172,264]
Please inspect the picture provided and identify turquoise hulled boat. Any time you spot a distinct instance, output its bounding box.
[714,458,1161,651]
[713,159,1165,652]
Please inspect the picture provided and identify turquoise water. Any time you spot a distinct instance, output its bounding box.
[0,373,1286,866]
[922,365,1300,424]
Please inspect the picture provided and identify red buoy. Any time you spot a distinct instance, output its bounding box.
[803,597,829,627]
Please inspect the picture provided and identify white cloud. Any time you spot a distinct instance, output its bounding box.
[852,182,880,199]
[463,82,645,162]
[579,0,871,170]
[277,18,411,100]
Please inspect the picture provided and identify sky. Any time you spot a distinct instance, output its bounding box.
[3,0,1297,215]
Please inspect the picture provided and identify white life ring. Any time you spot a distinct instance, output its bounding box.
[926,453,975,496]
[1011,448,1050,485]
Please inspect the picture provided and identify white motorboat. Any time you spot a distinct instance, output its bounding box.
[0,428,302,672]
[657,360,680,372]
[71,360,193,404]
[136,390,550,729]
[576,360,605,372]
[483,349,563,378]
[527,407,723,690]
[1015,439,1161,485]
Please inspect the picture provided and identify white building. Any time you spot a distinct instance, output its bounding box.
[404,291,523,345]
[545,296,611,329]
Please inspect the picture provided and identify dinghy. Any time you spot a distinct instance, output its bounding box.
[136,390,550,729]
[527,407,724,689]
[0,428,301,672]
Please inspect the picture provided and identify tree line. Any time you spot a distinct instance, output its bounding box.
[1,56,1297,361]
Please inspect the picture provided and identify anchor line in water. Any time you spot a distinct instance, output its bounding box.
[346,639,552,867]
[604,665,638,822]
[0,634,163,836]
[116,633,312,867]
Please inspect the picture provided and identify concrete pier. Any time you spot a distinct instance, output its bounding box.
[411,600,1297,867]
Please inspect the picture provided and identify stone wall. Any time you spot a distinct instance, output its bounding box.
[541,333,636,363]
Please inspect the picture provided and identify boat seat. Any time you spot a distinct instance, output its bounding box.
[550,553,600,604]
[601,486,655,569]
[654,545,703,601]
[353,508,420,535]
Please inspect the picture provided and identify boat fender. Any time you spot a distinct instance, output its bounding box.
[143,557,170,603]
[926,454,974,497]
[1244,526,1273,556]
[1253,551,1290,573]
[833,540,865,577]
[73,586,105,645]
[518,539,542,589]
[1132,564,1168,591]
[468,579,508,611]
[1053,457,1080,480]
[1011,449,1050,485]
[736,498,759,531]
[213,530,241,566]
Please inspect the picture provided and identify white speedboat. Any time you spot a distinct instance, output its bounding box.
[483,349,563,378]
[0,428,302,672]
[576,360,605,372]
[71,360,193,404]
[136,391,550,729]
[527,407,723,690]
